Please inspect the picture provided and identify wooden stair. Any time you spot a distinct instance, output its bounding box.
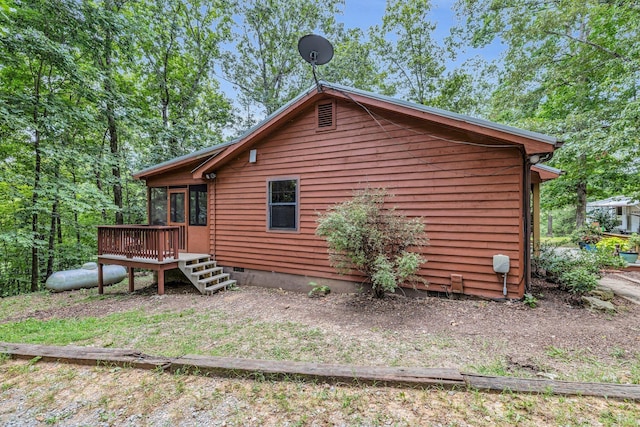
[178,256,236,295]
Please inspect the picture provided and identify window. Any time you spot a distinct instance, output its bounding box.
[268,179,298,230]
[170,192,185,223]
[189,184,207,226]
[150,187,167,225]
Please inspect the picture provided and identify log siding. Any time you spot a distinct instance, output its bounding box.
[213,99,526,298]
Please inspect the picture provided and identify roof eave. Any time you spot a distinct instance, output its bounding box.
[318,83,558,154]
[132,141,236,180]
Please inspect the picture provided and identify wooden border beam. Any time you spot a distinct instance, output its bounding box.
[2,342,639,400]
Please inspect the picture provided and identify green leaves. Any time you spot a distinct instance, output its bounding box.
[316,189,428,298]
[456,0,640,225]
[222,0,344,117]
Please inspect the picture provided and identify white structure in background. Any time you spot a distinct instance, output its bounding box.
[587,196,640,234]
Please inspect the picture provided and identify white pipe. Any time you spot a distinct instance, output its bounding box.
[503,273,508,296]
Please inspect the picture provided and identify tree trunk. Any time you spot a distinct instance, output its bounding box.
[576,180,587,228]
[30,62,45,293]
[103,3,124,225]
[575,152,588,228]
[71,169,81,245]
[107,99,123,224]
[31,131,41,293]
[96,137,107,222]
[46,198,59,280]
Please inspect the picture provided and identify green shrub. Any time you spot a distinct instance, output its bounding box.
[587,208,620,232]
[596,237,626,253]
[560,267,598,294]
[532,244,624,295]
[316,188,428,298]
[626,233,640,252]
[586,248,627,271]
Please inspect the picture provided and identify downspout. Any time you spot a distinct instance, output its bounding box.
[522,150,532,295]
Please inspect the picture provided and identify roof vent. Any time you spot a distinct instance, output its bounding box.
[316,101,335,130]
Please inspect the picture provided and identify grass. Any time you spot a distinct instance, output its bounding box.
[2,293,640,385]
[1,357,639,425]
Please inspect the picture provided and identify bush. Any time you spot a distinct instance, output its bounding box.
[626,233,640,252]
[560,267,599,294]
[316,189,428,298]
[571,224,603,245]
[588,208,620,232]
[596,237,626,253]
[532,244,625,295]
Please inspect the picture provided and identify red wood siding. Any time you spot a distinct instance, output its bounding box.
[145,163,203,187]
[213,99,526,298]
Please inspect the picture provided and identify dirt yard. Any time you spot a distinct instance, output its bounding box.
[2,271,640,425]
[4,271,640,379]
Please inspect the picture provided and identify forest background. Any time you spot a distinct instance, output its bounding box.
[0,0,638,296]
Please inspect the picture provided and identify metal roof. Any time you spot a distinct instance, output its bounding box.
[133,139,237,178]
[319,81,559,146]
[587,196,639,208]
[532,164,562,174]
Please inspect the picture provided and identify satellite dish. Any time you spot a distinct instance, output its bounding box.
[298,34,334,92]
[298,34,334,66]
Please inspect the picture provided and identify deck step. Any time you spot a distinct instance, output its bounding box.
[184,260,217,271]
[193,267,223,278]
[178,256,235,296]
[204,280,237,295]
[198,273,229,286]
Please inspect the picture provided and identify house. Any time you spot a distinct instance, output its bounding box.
[587,196,640,234]
[98,82,562,299]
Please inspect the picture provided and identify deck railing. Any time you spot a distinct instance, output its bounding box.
[98,225,180,262]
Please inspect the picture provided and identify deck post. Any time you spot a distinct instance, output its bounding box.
[97,263,104,295]
[157,268,165,295]
[128,267,135,293]
[158,230,165,262]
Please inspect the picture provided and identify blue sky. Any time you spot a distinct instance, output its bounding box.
[340,0,503,69]
[219,0,503,122]
[342,0,454,38]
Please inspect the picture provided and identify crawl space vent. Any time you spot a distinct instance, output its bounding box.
[316,101,335,130]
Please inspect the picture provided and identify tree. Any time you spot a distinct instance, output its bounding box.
[222,0,344,118]
[316,189,428,298]
[370,0,445,105]
[367,0,481,114]
[83,0,132,224]
[132,0,233,163]
[455,0,640,227]
[318,27,393,95]
[0,0,91,291]
[0,0,145,296]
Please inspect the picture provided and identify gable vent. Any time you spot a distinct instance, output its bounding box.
[316,101,335,130]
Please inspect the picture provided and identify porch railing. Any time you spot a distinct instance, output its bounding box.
[98,225,180,262]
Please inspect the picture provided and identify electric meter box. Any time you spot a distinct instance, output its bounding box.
[493,254,510,274]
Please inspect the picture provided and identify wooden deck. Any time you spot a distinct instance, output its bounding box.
[97,252,210,296]
[98,225,180,262]
[97,224,212,295]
